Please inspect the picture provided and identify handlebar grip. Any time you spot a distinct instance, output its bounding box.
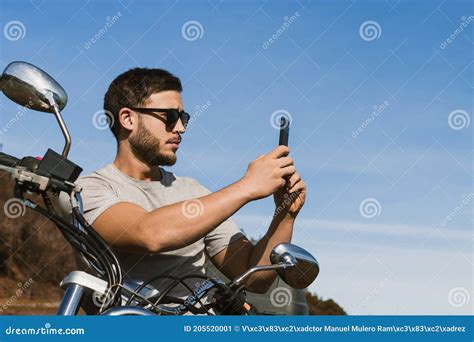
[0,152,20,167]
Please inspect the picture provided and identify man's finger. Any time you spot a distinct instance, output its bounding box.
[286,173,301,188]
[268,145,289,159]
[278,156,294,168]
[281,165,296,177]
[288,180,305,194]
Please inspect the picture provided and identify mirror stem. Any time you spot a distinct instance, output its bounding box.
[232,262,295,286]
[46,92,71,158]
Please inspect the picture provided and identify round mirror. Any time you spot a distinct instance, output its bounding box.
[270,243,320,289]
[1,61,67,113]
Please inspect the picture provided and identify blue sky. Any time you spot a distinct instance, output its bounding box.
[0,0,472,314]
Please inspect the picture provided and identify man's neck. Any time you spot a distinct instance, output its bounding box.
[113,144,162,182]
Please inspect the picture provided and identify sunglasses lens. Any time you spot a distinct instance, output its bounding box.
[181,112,190,127]
[167,110,190,128]
[166,110,179,126]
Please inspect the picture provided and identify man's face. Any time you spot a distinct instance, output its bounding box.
[128,91,186,167]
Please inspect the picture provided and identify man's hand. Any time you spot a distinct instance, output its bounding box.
[213,149,306,292]
[271,150,306,217]
[239,146,296,201]
[273,170,307,218]
[212,146,307,293]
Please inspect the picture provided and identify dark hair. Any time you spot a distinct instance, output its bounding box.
[104,67,182,140]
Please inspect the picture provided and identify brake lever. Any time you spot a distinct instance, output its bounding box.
[0,160,81,194]
[2,164,50,191]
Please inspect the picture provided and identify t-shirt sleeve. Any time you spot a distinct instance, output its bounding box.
[59,176,122,225]
[187,178,245,257]
[205,219,245,257]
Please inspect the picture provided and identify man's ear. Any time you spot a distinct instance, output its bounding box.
[118,107,137,133]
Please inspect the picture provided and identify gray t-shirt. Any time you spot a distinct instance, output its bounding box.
[60,163,244,297]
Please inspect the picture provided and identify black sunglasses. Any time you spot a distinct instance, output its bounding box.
[129,107,190,128]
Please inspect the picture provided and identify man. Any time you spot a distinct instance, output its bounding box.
[63,67,306,299]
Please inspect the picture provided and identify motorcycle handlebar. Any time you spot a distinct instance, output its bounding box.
[0,152,20,167]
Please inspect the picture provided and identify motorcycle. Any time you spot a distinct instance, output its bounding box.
[0,61,320,315]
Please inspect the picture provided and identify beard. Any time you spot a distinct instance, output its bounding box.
[129,118,177,167]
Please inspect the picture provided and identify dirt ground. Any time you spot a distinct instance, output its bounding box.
[0,276,64,315]
[0,298,58,315]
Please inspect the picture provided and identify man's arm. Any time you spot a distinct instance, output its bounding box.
[91,146,294,253]
[211,169,307,294]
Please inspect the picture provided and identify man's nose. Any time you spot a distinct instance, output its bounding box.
[172,117,186,134]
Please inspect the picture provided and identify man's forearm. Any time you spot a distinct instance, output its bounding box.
[244,211,295,293]
[140,180,251,252]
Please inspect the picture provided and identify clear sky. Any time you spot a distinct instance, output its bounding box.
[0,0,472,314]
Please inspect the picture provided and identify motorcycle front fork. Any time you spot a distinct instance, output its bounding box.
[57,284,84,315]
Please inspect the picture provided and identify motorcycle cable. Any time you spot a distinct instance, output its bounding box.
[127,274,215,315]
[71,207,124,311]
[150,274,227,315]
[125,274,197,306]
[13,184,121,311]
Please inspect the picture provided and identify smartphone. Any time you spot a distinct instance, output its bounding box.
[278,116,290,146]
